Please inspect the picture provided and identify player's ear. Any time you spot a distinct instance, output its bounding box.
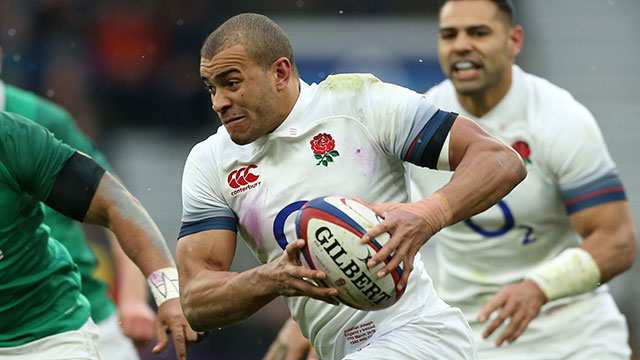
[509,25,524,57]
[272,57,292,91]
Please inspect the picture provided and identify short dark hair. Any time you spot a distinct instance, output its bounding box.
[440,0,515,25]
[201,13,298,75]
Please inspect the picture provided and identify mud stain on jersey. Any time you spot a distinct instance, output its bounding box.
[319,74,380,93]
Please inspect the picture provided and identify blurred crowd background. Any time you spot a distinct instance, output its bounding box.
[1,0,639,359]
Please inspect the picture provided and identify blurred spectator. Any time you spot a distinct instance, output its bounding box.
[91,1,166,86]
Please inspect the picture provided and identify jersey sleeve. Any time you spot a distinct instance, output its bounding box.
[0,111,76,201]
[359,76,455,170]
[542,100,626,214]
[179,142,238,238]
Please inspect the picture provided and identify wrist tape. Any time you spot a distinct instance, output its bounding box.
[147,267,180,307]
[525,247,601,301]
[415,192,453,235]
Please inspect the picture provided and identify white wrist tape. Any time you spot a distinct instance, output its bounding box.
[525,248,601,301]
[147,267,180,307]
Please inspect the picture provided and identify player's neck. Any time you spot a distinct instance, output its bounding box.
[456,69,513,118]
[274,77,301,129]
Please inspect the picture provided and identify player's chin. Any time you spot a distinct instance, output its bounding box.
[452,82,485,97]
[229,132,255,146]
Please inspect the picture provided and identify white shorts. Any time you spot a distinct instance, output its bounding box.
[343,305,476,360]
[474,292,630,360]
[0,319,100,360]
[97,313,140,360]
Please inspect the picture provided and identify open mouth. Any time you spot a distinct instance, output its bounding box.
[452,60,482,79]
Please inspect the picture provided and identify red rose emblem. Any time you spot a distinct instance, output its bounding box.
[310,133,340,167]
[511,140,531,163]
[310,133,336,154]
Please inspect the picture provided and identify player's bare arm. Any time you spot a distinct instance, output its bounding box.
[177,230,339,331]
[53,154,198,360]
[478,201,636,345]
[362,115,527,289]
[571,201,636,282]
[108,232,156,347]
[105,166,158,346]
[436,115,527,220]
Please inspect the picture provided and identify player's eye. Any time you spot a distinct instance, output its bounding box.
[470,29,489,37]
[204,83,215,95]
[440,31,456,40]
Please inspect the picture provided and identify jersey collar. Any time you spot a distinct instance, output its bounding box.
[244,78,313,152]
[273,78,313,135]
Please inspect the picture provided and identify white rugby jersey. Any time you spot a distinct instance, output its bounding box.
[411,65,626,320]
[181,74,459,359]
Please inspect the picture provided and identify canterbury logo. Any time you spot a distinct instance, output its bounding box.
[228,165,260,189]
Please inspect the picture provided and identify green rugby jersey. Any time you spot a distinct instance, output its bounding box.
[0,111,90,346]
[3,83,116,324]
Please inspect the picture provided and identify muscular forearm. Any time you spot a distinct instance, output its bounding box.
[525,202,636,302]
[108,231,149,304]
[572,201,636,283]
[580,225,636,283]
[85,173,175,276]
[181,267,277,330]
[440,139,525,224]
[178,234,337,331]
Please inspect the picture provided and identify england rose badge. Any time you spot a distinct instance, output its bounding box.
[311,133,340,167]
[511,140,531,164]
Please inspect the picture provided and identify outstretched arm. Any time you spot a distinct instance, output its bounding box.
[46,153,198,360]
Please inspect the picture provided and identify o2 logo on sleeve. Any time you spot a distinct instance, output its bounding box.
[464,200,536,245]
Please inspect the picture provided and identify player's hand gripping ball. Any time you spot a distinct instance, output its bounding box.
[295,196,404,310]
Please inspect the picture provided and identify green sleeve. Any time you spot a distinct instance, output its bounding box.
[4,84,113,172]
[0,111,76,201]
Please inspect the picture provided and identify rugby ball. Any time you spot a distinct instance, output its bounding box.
[295,196,404,310]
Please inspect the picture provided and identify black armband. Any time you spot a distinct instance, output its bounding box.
[46,152,106,222]
[404,110,458,169]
